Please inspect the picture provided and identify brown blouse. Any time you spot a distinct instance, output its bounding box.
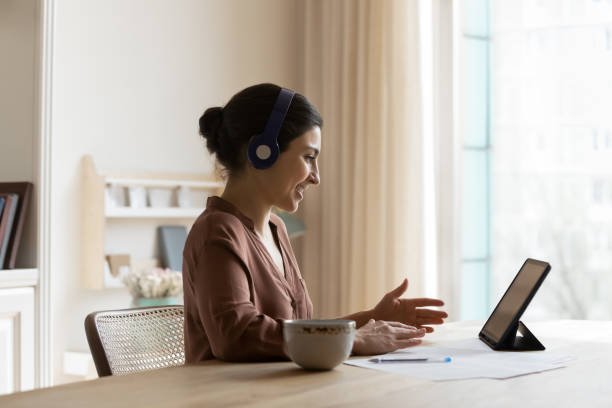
[182,196,313,362]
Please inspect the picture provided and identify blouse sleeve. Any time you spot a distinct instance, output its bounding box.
[192,240,288,362]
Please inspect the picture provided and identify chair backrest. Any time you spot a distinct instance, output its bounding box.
[84,305,185,377]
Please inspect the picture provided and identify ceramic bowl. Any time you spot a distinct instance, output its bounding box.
[283,319,356,370]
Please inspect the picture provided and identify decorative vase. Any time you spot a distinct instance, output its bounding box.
[131,297,180,308]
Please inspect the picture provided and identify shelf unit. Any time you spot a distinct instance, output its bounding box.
[81,155,224,289]
[0,0,41,392]
[105,207,205,219]
[0,268,39,289]
[0,269,38,393]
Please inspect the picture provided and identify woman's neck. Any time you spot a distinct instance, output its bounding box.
[220,176,272,237]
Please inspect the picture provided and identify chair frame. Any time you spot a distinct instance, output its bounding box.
[84,305,184,377]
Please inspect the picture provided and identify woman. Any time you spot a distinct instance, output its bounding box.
[183,83,448,362]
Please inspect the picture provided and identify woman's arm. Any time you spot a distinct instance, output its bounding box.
[192,241,287,361]
[340,310,374,328]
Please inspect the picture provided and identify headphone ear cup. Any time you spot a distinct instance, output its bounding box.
[246,88,294,170]
[247,135,280,169]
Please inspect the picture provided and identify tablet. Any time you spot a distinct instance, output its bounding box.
[479,258,550,351]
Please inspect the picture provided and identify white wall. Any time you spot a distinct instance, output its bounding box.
[0,0,38,268]
[51,0,300,384]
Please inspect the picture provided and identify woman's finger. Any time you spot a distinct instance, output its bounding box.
[376,321,426,336]
[416,317,445,326]
[395,329,426,339]
[379,322,427,337]
[417,325,435,333]
[409,298,445,307]
[381,320,419,330]
[416,309,448,319]
[395,338,423,348]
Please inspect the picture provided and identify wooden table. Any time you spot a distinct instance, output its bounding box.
[2,320,611,407]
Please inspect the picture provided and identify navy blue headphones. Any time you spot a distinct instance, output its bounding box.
[247,88,295,169]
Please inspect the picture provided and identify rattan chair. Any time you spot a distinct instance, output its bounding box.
[85,305,185,377]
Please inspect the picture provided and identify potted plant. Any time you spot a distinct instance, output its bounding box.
[121,267,183,307]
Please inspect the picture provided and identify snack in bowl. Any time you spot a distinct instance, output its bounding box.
[283,319,356,370]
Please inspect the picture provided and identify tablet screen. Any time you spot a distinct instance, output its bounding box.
[481,259,549,343]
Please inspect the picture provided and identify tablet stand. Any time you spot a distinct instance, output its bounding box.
[499,321,545,351]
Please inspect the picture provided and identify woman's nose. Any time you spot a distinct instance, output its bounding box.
[310,167,320,185]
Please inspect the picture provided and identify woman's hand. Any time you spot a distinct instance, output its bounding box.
[371,279,448,333]
[352,319,426,355]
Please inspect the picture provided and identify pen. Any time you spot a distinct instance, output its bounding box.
[368,357,452,363]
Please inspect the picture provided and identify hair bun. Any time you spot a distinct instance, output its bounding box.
[199,106,224,154]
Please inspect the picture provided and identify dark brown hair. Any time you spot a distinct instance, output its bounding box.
[199,83,323,176]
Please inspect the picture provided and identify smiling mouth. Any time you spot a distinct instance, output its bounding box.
[295,185,305,198]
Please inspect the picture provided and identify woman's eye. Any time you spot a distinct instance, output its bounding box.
[304,155,315,162]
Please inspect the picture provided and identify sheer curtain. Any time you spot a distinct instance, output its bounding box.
[298,0,425,318]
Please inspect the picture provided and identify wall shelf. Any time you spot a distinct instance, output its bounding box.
[105,177,222,189]
[105,207,205,218]
[81,155,224,289]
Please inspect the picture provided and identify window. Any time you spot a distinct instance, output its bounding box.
[461,0,612,320]
[460,0,491,319]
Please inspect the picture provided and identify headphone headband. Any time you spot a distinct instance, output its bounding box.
[247,88,295,169]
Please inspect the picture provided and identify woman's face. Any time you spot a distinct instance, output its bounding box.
[255,127,321,213]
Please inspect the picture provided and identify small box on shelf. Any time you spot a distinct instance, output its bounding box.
[148,188,173,208]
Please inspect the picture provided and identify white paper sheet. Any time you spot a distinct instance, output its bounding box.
[344,338,575,381]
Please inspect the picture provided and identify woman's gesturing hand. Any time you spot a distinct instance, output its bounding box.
[352,319,426,355]
[372,278,448,333]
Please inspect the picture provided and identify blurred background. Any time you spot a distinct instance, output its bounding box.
[459,0,612,322]
[1,0,611,393]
